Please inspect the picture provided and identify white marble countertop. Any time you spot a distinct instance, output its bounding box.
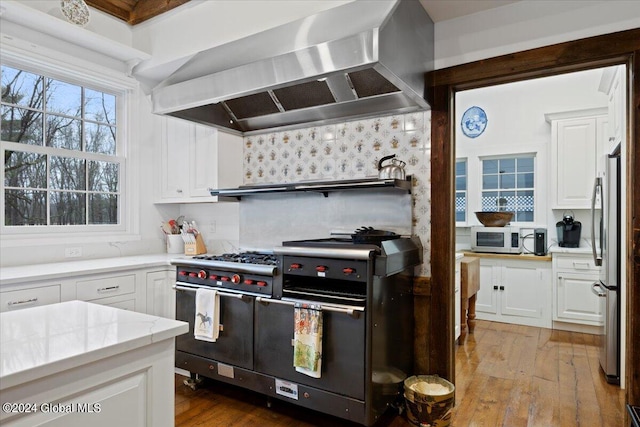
[0,254,192,287]
[0,300,188,390]
[548,243,595,255]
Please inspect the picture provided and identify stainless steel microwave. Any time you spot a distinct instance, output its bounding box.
[470,226,522,254]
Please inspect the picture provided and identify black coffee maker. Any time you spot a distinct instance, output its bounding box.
[556,214,582,248]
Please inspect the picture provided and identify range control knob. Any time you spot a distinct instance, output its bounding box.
[189,272,197,278]
[244,279,254,285]
[343,267,355,275]
[209,275,218,281]
[220,276,230,282]
[197,270,207,279]
[315,265,328,273]
[178,271,188,276]
[231,274,241,284]
[290,263,302,270]
[257,281,267,287]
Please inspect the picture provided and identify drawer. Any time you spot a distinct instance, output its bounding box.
[76,274,136,301]
[555,256,600,271]
[1,285,61,313]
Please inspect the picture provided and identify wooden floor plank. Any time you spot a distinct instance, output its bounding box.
[175,320,624,427]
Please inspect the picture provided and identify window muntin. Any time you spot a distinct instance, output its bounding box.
[455,159,467,222]
[1,64,121,229]
[481,156,534,222]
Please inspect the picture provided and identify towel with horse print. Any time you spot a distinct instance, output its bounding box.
[194,288,220,342]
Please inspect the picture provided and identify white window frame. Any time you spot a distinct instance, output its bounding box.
[479,154,536,222]
[0,43,139,244]
[460,142,547,228]
[455,158,467,226]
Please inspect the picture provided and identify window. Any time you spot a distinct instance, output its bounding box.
[455,159,467,222]
[481,156,535,221]
[1,65,122,229]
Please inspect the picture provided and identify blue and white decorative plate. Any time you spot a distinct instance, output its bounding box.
[461,106,487,138]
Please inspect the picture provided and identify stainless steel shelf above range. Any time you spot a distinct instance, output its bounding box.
[208,176,412,200]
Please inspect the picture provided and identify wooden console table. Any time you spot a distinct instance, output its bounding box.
[459,256,480,343]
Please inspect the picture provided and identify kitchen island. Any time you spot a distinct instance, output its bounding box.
[0,300,188,426]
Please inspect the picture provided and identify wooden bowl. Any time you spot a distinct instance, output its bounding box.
[474,211,514,227]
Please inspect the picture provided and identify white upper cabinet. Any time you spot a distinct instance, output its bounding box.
[599,65,625,153]
[156,116,242,203]
[546,108,607,209]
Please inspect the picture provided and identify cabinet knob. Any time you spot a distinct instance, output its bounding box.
[176,189,183,193]
[499,286,505,291]
[493,285,499,290]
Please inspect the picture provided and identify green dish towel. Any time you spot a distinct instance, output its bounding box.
[293,303,323,378]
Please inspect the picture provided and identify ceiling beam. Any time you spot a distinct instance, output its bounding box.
[86,0,190,25]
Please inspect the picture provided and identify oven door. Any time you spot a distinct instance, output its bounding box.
[175,283,254,370]
[254,297,366,400]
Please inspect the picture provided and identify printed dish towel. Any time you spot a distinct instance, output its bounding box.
[194,288,220,342]
[293,302,323,378]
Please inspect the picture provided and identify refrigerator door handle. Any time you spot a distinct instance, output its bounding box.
[591,282,607,297]
[591,177,603,266]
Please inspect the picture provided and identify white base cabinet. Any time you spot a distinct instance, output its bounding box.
[454,257,461,341]
[0,302,183,427]
[1,266,176,319]
[476,258,552,328]
[75,273,138,310]
[146,269,175,319]
[553,253,602,327]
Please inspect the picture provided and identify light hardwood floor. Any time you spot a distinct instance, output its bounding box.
[175,320,624,426]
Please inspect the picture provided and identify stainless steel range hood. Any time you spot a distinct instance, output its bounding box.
[151,0,433,135]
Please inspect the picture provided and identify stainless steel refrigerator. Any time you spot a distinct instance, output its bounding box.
[591,151,620,384]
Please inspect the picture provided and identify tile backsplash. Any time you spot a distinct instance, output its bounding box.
[242,111,432,277]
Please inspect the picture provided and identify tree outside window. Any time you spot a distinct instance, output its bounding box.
[1,65,120,227]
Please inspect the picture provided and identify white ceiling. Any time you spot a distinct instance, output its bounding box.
[419,0,521,22]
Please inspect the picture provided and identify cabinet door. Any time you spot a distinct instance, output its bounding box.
[189,124,218,198]
[596,117,609,177]
[555,272,603,324]
[608,66,624,150]
[500,264,546,320]
[146,270,175,319]
[554,118,597,208]
[475,261,498,315]
[160,117,191,200]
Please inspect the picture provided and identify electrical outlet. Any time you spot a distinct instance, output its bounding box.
[209,221,216,233]
[65,247,82,258]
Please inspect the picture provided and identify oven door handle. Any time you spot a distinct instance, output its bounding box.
[173,283,248,300]
[255,296,364,319]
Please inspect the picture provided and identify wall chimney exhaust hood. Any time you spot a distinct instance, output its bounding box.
[151,0,434,135]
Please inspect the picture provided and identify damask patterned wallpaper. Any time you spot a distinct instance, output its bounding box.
[242,111,432,276]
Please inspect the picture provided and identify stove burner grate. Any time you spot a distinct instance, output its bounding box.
[192,252,278,266]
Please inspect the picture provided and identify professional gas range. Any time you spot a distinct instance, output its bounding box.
[174,252,279,297]
[171,236,422,426]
